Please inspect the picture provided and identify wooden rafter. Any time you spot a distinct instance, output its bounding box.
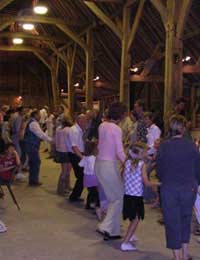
[139,45,164,77]
[46,42,66,63]
[84,1,122,39]
[0,21,12,31]
[0,15,88,51]
[150,0,167,25]
[0,0,14,10]
[130,74,164,82]
[127,0,145,51]
[0,45,46,52]
[0,32,68,43]
[176,0,192,39]
[125,0,137,8]
[182,65,200,74]
[34,52,51,71]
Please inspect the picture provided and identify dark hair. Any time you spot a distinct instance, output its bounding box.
[4,142,15,151]
[107,102,127,121]
[30,109,39,118]
[135,99,145,109]
[84,141,96,156]
[16,106,24,113]
[176,97,186,105]
[61,118,73,128]
[143,111,155,122]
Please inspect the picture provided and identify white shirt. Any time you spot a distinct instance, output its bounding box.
[46,114,55,137]
[29,120,52,142]
[124,160,144,197]
[68,123,84,153]
[146,124,161,148]
[79,155,96,175]
[40,108,48,124]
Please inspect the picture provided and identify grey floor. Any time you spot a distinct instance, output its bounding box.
[0,153,199,260]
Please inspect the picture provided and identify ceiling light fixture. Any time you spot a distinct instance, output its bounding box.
[34,5,48,15]
[74,83,80,87]
[93,76,100,81]
[185,56,191,61]
[130,67,139,72]
[13,38,23,44]
[22,23,35,30]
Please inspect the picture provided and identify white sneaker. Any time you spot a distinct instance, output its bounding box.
[130,234,139,242]
[15,173,26,180]
[0,220,7,233]
[121,242,137,251]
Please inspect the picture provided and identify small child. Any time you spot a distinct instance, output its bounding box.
[79,141,99,210]
[121,142,160,251]
[0,143,20,234]
[0,143,20,182]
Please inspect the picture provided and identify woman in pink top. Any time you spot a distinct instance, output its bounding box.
[95,102,126,240]
[55,118,72,195]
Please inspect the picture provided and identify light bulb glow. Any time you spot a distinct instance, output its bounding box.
[130,67,139,72]
[185,56,191,61]
[13,38,23,44]
[22,23,35,30]
[93,76,100,81]
[34,5,48,15]
[74,83,80,87]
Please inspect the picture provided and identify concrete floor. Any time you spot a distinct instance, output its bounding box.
[0,152,199,260]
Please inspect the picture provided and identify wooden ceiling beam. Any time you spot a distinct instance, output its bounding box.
[33,52,51,71]
[0,21,12,31]
[84,1,122,39]
[56,23,88,51]
[0,45,46,52]
[130,75,164,82]
[127,0,145,51]
[182,65,200,74]
[150,0,167,25]
[0,15,88,51]
[0,32,68,43]
[183,29,200,40]
[176,0,192,39]
[125,0,137,8]
[0,0,14,10]
[46,42,67,63]
[0,15,65,25]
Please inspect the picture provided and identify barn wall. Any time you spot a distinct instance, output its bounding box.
[0,52,52,108]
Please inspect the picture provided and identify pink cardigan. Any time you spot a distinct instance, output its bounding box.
[97,121,126,162]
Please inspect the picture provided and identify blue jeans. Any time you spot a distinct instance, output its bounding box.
[161,187,196,249]
[26,144,41,184]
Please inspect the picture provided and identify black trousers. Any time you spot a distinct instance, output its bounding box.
[68,153,84,201]
[86,187,100,208]
[161,187,196,249]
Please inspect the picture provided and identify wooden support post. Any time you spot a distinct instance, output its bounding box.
[119,6,131,108]
[85,29,94,110]
[51,58,60,107]
[164,1,176,118]
[67,44,77,115]
[163,0,191,120]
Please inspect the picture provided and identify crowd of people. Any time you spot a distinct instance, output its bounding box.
[0,99,200,260]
